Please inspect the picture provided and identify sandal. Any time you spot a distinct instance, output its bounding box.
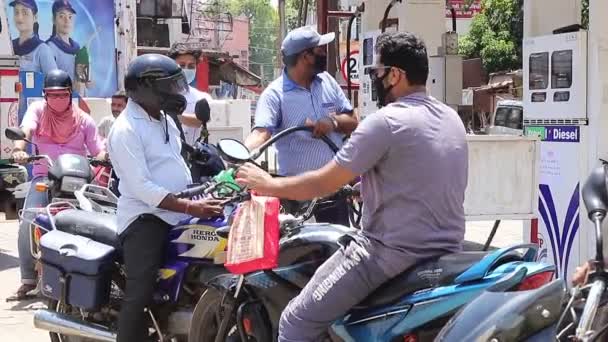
[5,283,37,302]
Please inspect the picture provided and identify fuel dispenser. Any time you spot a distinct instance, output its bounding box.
[355,0,462,119]
[523,29,591,281]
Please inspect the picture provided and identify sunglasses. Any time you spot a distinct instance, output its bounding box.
[366,66,405,80]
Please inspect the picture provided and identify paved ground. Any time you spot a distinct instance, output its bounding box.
[0,213,47,341]
[0,213,524,341]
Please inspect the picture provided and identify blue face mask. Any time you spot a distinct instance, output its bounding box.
[182,68,196,85]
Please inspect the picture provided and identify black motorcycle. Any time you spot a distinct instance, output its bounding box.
[435,160,608,341]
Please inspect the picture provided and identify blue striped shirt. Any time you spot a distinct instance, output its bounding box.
[254,70,353,176]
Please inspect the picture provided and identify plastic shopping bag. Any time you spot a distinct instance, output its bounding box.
[225,194,280,274]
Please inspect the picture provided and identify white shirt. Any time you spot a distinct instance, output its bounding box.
[107,101,192,233]
[182,86,214,146]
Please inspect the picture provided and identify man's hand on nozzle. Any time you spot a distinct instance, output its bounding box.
[187,199,224,219]
[235,162,275,196]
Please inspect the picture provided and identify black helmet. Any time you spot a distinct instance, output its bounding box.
[44,69,72,91]
[124,54,188,115]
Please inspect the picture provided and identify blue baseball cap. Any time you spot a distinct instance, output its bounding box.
[281,26,335,57]
[52,0,76,15]
[9,0,38,14]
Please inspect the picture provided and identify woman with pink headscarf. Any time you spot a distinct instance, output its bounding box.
[9,69,105,300]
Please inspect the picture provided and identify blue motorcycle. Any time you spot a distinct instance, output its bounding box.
[187,139,556,342]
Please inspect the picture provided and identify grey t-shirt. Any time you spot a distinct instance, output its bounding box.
[335,92,468,273]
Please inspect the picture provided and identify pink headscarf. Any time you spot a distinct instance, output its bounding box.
[37,102,83,144]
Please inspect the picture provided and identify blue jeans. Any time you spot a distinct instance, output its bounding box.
[18,176,48,284]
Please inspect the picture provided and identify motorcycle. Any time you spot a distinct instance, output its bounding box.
[32,164,244,342]
[434,160,608,342]
[4,127,116,210]
[187,138,556,342]
[30,127,352,342]
[4,127,117,268]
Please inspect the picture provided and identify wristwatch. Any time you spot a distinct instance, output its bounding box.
[328,115,339,130]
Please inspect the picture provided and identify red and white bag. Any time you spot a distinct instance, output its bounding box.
[225,194,280,274]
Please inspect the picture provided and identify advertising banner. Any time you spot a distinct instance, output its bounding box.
[4,0,117,98]
[445,0,482,19]
[526,125,583,280]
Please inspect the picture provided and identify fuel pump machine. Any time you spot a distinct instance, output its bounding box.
[523,30,592,281]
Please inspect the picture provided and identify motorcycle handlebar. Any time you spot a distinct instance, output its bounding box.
[1,155,46,165]
[174,182,213,199]
[89,158,112,168]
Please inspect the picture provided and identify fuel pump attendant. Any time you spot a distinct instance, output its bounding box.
[245,26,358,226]
[237,32,468,342]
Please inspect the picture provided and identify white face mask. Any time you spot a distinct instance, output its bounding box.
[182,68,196,84]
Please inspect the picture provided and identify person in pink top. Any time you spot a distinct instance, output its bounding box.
[9,69,105,300]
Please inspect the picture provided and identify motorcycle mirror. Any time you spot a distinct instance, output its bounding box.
[194,99,211,124]
[217,139,250,163]
[5,127,26,141]
[582,163,608,220]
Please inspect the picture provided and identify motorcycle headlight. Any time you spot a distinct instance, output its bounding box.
[60,176,87,193]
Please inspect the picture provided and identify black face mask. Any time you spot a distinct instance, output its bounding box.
[373,72,394,108]
[160,93,187,116]
[312,53,327,74]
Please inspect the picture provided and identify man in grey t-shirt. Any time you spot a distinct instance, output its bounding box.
[236,32,468,342]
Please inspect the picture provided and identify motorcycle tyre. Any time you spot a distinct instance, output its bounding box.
[189,288,270,342]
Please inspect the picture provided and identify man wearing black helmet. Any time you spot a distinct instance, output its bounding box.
[8,69,105,301]
[107,54,223,342]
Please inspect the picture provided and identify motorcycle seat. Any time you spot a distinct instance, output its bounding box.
[54,209,119,248]
[354,252,488,309]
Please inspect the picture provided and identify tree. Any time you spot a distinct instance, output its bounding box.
[459,0,523,74]
[227,0,302,84]
[227,0,279,84]
[582,0,589,29]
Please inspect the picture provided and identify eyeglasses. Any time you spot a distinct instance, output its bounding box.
[367,65,406,80]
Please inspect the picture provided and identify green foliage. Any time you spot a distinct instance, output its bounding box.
[458,0,523,74]
[227,0,279,83]
[582,0,589,29]
[227,0,302,83]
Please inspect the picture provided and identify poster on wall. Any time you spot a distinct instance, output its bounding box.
[4,0,117,98]
[0,4,12,49]
[526,125,582,281]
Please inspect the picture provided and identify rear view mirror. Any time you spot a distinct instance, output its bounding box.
[582,163,608,219]
[217,139,250,164]
[5,127,26,141]
[195,99,211,124]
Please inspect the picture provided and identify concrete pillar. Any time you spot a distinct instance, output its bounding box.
[115,0,138,90]
[586,0,608,258]
[588,0,608,160]
[524,0,582,38]
[359,0,444,57]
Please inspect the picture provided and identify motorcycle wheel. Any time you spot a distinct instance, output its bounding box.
[189,288,270,342]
